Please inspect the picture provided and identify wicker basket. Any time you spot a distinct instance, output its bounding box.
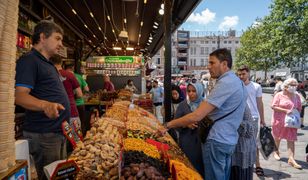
[0,0,20,171]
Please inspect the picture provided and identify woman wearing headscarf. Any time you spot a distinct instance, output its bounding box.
[167,85,185,143]
[172,82,205,177]
[171,85,184,119]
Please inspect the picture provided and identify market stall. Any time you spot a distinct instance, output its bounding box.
[68,100,202,180]
[86,56,144,93]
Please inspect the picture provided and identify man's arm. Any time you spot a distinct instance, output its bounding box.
[74,87,83,98]
[84,85,89,92]
[15,86,65,119]
[167,101,216,128]
[256,97,265,125]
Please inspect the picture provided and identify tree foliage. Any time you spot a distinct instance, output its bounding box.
[235,0,308,70]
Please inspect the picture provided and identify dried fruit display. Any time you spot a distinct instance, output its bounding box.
[118,89,133,100]
[170,160,203,180]
[127,130,157,140]
[123,138,161,159]
[121,151,170,179]
[70,119,121,179]
[69,100,202,179]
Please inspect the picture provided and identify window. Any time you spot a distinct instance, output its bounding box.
[235,41,239,44]
[200,47,205,55]
[201,40,204,44]
[193,47,196,55]
[228,41,232,44]
[205,47,209,55]
[194,59,196,66]
[205,57,208,66]
[201,59,204,66]
[212,47,216,51]
[212,41,216,44]
[224,41,227,44]
[190,48,193,55]
[205,41,209,44]
[157,58,160,64]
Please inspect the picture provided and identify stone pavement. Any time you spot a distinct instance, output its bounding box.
[253,93,308,180]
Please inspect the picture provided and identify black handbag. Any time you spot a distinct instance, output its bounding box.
[198,101,243,144]
[198,116,215,143]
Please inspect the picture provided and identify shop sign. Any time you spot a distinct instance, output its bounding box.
[105,56,134,63]
[48,160,79,180]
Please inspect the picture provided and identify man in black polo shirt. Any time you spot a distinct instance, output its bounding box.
[15,20,70,180]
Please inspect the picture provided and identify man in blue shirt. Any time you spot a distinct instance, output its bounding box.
[15,20,70,180]
[150,80,164,123]
[164,48,247,179]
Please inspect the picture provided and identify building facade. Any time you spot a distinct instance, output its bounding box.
[151,30,241,77]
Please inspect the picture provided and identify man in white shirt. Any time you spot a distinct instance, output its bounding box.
[237,65,266,176]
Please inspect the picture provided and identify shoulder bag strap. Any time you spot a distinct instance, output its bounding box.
[201,82,245,127]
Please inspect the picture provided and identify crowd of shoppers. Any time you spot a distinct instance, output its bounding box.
[157,48,306,179]
[13,17,307,180]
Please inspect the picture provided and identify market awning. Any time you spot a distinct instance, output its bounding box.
[38,0,201,58]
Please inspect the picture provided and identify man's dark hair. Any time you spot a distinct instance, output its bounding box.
[32,20,63,45]
[127,79,133,84]
[64,63,74,70]
[274,76,282,81]
[238,65,250,72]
[209,48,232,68]
[50,54,62,65]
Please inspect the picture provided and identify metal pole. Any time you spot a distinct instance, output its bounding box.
[164,0,173,123]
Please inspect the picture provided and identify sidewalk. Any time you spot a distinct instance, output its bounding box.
[252,93,308,179]
[253,127,308,180]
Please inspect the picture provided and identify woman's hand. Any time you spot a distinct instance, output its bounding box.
[286,109,292,114]
[156,123,169,137]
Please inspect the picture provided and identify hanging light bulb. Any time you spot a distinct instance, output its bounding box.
[159,9,164,15]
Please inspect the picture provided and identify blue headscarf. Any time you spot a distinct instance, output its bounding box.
[186,82,204,111]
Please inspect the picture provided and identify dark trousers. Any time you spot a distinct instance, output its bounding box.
[23,131,66,180]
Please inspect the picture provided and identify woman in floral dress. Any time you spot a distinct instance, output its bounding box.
[271,78,302,169]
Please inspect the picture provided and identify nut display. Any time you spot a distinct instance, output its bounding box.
[68,100,202,179]
[70,119,121,179]
[122,151,170,179]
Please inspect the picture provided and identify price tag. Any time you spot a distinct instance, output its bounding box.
[50,160,79,180]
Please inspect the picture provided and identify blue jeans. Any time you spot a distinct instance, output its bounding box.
[202,139,236,180]
[23,131,67,180]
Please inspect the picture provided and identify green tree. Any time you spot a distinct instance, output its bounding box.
[268,0,308,65]
[235,0,308,75]
[235,19,275,79]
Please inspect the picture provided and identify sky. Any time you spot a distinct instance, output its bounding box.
[180,0,272,32]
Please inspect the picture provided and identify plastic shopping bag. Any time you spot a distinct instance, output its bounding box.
[284,109,301,128]
[259,126,276,160]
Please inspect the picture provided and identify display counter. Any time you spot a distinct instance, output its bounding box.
[68,100,202,180]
